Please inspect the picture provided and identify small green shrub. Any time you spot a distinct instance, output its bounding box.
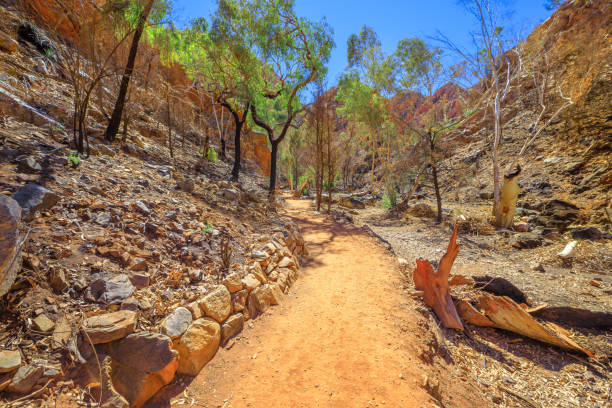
[202,221,214,234]
[381,189,398,209]
[67,151,81,167]
[207,147,218,163]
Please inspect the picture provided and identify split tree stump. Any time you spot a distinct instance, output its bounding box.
[413,225,464,330]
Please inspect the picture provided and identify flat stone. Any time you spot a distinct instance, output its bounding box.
[161,307,192,339]
[571,226,602,240]
[90,274,135,304]
[129,258,148,272]
[83,310,136,344]
[120,297,140,312]
[8,365,43,394]
[49,268,68,293]
[95,212,111,226]
[0,350,21,373]
[129,272,149,288]
[510,233,543,249]
[16,157,41,173]
[12,184,60,220]
[133,201,150,215]
[222,188,239,201]
[221,314,244,346]
[32,314,55,333]
[199,286,231,323]
[277,257,294,269]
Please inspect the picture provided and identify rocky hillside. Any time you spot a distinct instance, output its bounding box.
[437,0,611,225]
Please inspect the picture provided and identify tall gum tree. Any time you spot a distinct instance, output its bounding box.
[232,0,333,196]
[207,0,264,180]
[336,26,397,201]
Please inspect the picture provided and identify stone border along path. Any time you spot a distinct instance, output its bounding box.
[149,198,488,408]
[46,220,305,408]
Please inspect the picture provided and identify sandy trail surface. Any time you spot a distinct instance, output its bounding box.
[151,198,480,408]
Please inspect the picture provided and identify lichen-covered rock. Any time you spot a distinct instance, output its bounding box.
[174,318,220,375]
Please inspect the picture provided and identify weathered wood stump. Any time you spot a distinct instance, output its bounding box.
[413,225,463,330]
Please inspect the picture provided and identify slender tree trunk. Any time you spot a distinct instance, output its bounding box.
[269,141,279,195]
[430,137,442,224]
[105,0,155,142]
[231,120,243,181]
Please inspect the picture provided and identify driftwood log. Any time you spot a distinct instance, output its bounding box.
[413,225,463,330]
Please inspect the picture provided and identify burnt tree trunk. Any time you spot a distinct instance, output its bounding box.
[269,141,279,195]
[430,137,442,224]
[231,119,243,181]
[105,0,155,142]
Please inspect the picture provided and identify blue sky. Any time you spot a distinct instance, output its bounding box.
[172,0,555,85]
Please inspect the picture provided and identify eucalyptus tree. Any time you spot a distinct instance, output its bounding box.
[337,26,398,202]
[395,38,449,223]
[232,0,334,196]
[207,0,264,180]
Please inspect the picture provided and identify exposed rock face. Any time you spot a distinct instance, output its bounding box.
[0,194,22,297]
[533,1,612,143]
[83,311,137,344]
[0,31,18,53]
[12,184,60,220]
[174,318,220,376]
